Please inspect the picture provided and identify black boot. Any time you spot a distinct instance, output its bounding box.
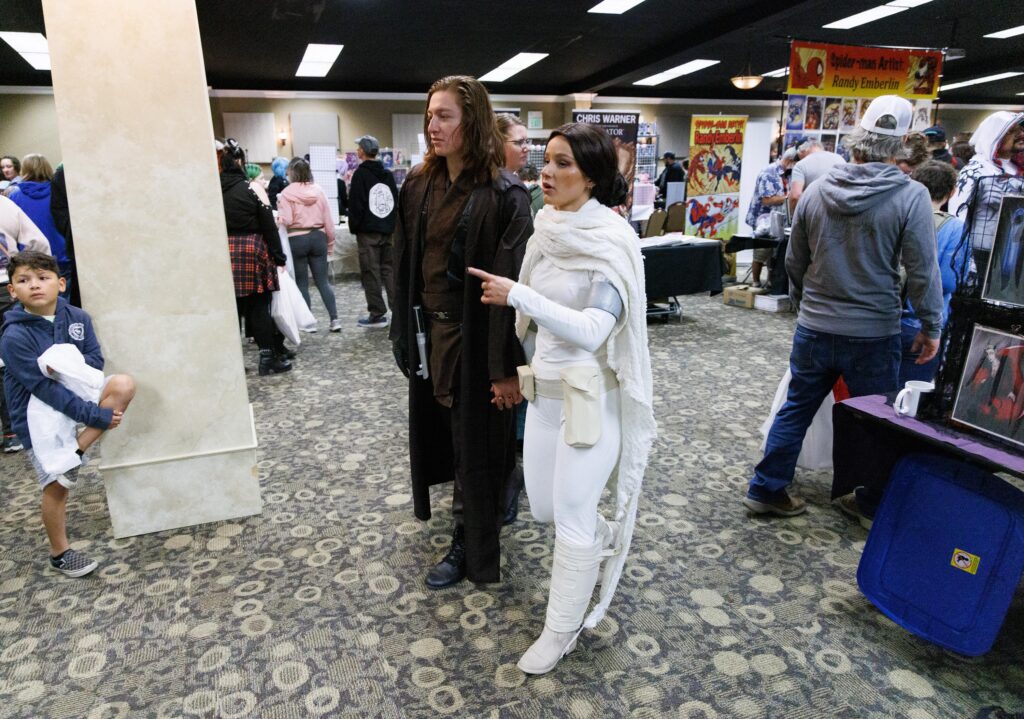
[275,339,297,360]
[425,525,466,589]
[258,349,292,376]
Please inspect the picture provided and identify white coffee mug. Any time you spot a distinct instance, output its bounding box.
[894,380,935,418]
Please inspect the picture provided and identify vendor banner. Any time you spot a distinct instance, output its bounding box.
[787,40,943,100]
[685,115,746,239]
[572,109,639,213]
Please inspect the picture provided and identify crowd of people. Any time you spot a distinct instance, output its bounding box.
[1,82,1016,678]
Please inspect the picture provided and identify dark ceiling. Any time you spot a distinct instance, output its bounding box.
[1,0,1022,104]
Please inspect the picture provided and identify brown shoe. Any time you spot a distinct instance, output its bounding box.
[742,491,807,517]
[835,493,873,530]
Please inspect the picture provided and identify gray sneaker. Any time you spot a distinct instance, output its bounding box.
[50,548,98,578]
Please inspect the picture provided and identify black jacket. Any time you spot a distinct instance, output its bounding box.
[655,162,685,195]
[348,160,398,234]
[220,168,286,264]
[267,175,288,210]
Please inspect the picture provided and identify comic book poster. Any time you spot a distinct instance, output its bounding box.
[822,98,841,131]
[786,96,805,130]
[572,109,640,215]
[804,96,822,130]
[820,134,837,153]
[685,115,746,240]
[684,194,740,239]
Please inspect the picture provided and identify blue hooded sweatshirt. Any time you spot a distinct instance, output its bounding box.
[8,181,69,265]
[0,297,112,448]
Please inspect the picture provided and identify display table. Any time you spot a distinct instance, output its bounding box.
[331,222,360,277]
[641,238,724,321]
[831,394,1024,501]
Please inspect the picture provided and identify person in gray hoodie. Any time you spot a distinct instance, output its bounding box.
[744,96,943,519]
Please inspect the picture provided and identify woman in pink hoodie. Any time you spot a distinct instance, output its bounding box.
[277,158,339,331]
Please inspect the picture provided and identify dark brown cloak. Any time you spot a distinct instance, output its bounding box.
[390,163,533,582]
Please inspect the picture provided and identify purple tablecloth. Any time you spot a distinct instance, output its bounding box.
[841,394,1024,475]
[832,394,1024,500]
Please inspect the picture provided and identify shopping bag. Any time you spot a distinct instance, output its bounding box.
[760,368,836,470]
[278,227,295,279]
[271,268,316,345]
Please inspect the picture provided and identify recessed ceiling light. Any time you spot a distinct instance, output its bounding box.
[0,32,50,71]
[478,52,548,82]
[295,43,343,77]
[823,0,931,30]
[985,25,1024,39]
[762,67,789,78]
[634,59,719,86]
[940,71,1023,92]
[588,0,646,13]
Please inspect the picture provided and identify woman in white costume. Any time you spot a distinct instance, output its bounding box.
[468,122,656,675]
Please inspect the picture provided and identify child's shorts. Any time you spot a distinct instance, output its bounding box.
[26,449,80,490]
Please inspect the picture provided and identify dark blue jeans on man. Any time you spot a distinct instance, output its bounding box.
[748,324,901,503]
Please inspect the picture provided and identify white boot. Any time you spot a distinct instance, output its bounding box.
[518,535,603,675]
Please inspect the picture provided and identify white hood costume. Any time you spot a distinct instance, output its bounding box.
[949,111,1024,251]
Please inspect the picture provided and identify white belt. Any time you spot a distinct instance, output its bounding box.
[534,367,618,399]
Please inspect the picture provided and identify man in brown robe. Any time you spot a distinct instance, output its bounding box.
[390,135,532,588]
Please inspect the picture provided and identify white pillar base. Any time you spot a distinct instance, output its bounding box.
[101,447,261,538]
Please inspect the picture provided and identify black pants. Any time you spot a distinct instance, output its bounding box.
[236,292,275,352]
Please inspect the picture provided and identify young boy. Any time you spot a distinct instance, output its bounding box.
[0,251,135,577]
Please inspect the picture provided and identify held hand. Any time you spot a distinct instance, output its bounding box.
[490,376,523,411]
[109,410,124,429]
[466,266,514,307]
[911,331,940,365]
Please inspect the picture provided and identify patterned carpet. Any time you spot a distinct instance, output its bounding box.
[0,276,1022,719]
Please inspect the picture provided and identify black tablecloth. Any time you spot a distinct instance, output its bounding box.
[832,394,1024,500]
[642,243,723,298]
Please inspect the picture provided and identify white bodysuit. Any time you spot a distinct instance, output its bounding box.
[508,257,619,546]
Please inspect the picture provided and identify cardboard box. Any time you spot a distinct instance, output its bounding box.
[723,285,766,309]
[754,293,792,312]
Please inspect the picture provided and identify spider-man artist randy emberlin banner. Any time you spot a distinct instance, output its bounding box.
[787,40,943,101]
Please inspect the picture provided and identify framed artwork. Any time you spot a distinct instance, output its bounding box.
[786,95,806,130]
[981,195,1024,308]
[822,98,841,131]
[804,97,822,130]
[951,324,1024,449]
[839,99,858,131]
[820,134,836,153]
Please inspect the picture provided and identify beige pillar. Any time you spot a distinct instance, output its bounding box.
[42,0,261,536]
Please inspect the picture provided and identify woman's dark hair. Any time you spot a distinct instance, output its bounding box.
[1,155,20,173]
[219,138,246,173]
[287,157,313,183]
[422,75,504,184]
[547,123,628,208]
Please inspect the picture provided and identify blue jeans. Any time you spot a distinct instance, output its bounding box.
[748,324,901,500]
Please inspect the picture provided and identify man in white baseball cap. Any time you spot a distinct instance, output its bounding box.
[745,94,942,526]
